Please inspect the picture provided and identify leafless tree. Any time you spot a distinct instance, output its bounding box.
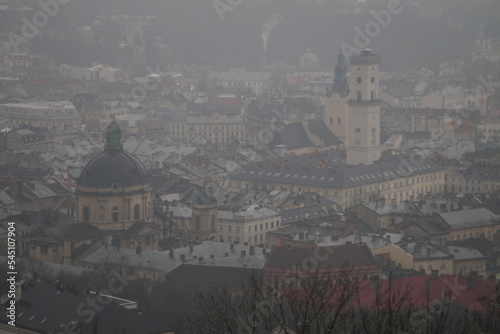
[187,269,500,334]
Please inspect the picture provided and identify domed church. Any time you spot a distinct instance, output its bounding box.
[76,122,161,250]
[27,122,162,265]
[300,49,319,70]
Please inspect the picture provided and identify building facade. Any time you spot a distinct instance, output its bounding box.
[218,207,281,247]
[0,101,82,130]
[346,50,381,165]
[226,159,445,211]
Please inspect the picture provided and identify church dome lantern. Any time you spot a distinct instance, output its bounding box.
[78,122,149,190]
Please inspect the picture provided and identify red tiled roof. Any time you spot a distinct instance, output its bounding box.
[350,274,497,312]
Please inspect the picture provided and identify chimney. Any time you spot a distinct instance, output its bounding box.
[136,245,142,254]
[169,249,174,259]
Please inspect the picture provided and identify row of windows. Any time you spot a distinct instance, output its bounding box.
[451,230,492,241]
[479,128,500,133]
[220,221,280,232]
[82,204,141,222]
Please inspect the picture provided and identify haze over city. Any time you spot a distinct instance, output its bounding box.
[0,0,500,333]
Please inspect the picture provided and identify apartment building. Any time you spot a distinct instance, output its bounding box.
[218,207,281,246]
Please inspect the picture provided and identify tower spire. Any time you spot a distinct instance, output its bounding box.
[331,51,350,97]
[105,121,123,152]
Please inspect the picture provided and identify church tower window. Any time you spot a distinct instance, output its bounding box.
[134,204,140,220]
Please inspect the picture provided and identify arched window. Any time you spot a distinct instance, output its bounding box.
[83,206,89,222]
[372,128,376,145]
[134,204,140,220]
[195,215,200,231]
[355,128,361,145]
[337,117,341,125]
[330,117,333,125]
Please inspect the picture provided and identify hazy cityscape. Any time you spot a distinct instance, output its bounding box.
[0,0,500,333]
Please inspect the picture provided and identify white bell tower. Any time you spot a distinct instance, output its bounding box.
[346,49,381,165]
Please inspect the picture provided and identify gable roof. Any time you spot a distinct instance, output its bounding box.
[230,159,444,189]
[271,121,311,150]
[164,264,257,288]
[306,118,342,147]
[264,244,378,274]
[28,222,102,243]
[439,208,499,230]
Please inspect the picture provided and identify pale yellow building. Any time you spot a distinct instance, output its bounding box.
[218,207,281,247]
[371,244,414,270]
[226,159,445,211]
[0,101,82,130]
[27,122,162,265]
[187,114,245,144]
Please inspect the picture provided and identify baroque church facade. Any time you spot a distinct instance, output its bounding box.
[27,122,163,265]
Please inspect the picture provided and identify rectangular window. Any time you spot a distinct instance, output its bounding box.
[112,206,119,222]
[357,91,362,102]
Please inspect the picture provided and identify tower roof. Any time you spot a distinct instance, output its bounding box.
[328,50,350,97]
[350,49,381,65]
